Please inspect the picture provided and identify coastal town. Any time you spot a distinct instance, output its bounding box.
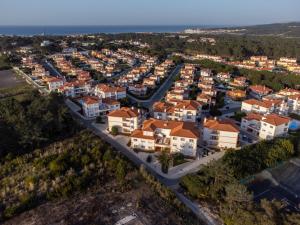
[1,31,300,224]
[18,44,300,160]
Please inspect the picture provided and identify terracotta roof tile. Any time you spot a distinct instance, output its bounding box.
[108,107,139,118]
[204,118,239,132]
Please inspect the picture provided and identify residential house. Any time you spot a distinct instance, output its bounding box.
[241,113,290,140]
[95,84,126,100]
[108,107,141,134]
[79,96,101,118]
[227,90,246,100]
[153,100,202,122]
[131,119,200,157]
[249,85,273,98]
[202,118,240,149]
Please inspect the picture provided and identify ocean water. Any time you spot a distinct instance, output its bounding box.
[0,25,218,36]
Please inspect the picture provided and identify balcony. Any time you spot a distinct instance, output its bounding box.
[155,137,170,147]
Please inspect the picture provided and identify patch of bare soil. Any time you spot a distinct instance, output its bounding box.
[4,182,196,225]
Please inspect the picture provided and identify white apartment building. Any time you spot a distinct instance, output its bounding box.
[259,114,290,140]
[46,77,64,92]
[241,98,289,115]
[153,100,202,122]
[95,84,126,100]
[241,113,290,140]
[241,99,274,114]
[79,96,101,118]
[248,85,273,98]
[131,119,200,157]
[200,69,213,77]
[108,107,141,134]
[202,118,240,149]
[59,81,91,98]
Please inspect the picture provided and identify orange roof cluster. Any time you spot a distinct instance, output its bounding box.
[138,118,199,139]
[153,100,202,113]
[249,85,272,94]
[108,107,139,118]
[96,83,125,93]
[262,114,290,126]
[204,118,239,133]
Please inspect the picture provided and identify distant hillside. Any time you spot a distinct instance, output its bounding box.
[184,22,300,38]
[237,22,300,37]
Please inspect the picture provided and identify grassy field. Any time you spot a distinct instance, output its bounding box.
[0,70,34,100]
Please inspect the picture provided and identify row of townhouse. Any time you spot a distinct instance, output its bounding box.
[118,63,152,87]
[31,64,50,77]
[241,98,289,115]
[21,56,36,68]
[277,57,300,73]
[242,87,300,116]
[53,55,92,81]
[165,64,196,103]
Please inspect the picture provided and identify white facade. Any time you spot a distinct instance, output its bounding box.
[203,128,239,149]
[202,119,239,149]
[83,102,100,118]
[241,100,272,114]
[131,119,199,157]
[259,121,289,140]
[48,80,64,92]
[108,108,141,134]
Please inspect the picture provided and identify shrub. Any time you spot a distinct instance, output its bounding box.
[111,126,119,136]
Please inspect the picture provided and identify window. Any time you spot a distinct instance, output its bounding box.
[181,138,185,141]
[173,137,177,140]
[270,126,274,128]
[133,139,137,142]
[189,139,194,143]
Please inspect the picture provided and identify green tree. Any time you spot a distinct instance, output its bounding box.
[111,126,119,136]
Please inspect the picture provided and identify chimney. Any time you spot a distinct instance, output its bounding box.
[204,117,207,123]
[214,117,217,121]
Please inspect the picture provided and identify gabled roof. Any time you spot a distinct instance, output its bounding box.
[204,118,239,133]
[262,114,290,126]
[81,96,100,105]
[95,84,125,93]
[108,107,139,118]
[249,85,272,94]
[243,99,273,108]
[140,118,199,138]
[244,113,263,121]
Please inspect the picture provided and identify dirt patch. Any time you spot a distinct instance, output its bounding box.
[0,70,25,89]
[3,182,196,225]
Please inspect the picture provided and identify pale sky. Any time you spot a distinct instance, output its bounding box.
[0,0,299,26]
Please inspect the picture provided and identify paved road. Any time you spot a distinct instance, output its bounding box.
[43,60,64,78]
[127,65,182,108]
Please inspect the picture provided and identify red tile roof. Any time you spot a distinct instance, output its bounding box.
[108,107,139,118]
[204,118,239,132]
[262,114,290,126]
